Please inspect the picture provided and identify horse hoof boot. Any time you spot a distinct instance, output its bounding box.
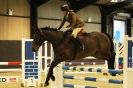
[44,82,49,87]
[51,75,55,81]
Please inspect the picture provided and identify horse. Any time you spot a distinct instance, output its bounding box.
[32,26,115,87]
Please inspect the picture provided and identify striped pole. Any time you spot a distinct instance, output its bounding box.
[64,84,97,88]
[64,75,123,84]
[0,69,21,72]
[0,62,21,65]
[63,66,123,75]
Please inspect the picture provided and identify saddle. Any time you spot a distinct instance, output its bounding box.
[76,31,87,51]
[64,29,87,51]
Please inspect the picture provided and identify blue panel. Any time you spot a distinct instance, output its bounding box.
[25,62,33,65]
[109,79,123,84]
[25,66,29,68]
[34,69,38,72]
[64,75,74,79]
[24,41,39,80]
[30,66,38,68]
[97,68,102,72]
[34,62,38,65]
[64,84,74,88]
[30,73,38,75]
[63,66,69,70]
[85,77,96,82]
[115,31,120,42]
[25,73,29,75]
[25,41,34,60]
[25,69,33,72]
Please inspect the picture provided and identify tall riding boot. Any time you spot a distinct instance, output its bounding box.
[80,40,85,51]
[77,37,85,51]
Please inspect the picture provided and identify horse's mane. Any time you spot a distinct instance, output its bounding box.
[40,26,59,31]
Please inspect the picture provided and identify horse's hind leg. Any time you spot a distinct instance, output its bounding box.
[44,58,64,87]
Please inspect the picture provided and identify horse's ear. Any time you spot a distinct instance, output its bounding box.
[48,26,50,28]
[33,26,39,33]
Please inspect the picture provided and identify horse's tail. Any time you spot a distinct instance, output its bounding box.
[104,33,116,70]
[104,33,114,53]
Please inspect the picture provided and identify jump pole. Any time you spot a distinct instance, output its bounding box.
[0,61,21,72]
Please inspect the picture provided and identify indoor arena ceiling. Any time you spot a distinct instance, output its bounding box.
[29,0,133,36]
[29,0,133,10]
[59,0,133,12]
[95,0,133,9]
[29,0,133,15]
[95,0,133,14]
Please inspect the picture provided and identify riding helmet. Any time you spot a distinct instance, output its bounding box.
[61,4,70,11]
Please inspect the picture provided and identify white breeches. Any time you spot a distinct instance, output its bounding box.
[71,28,83,38]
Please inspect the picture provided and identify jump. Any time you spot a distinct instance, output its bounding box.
[32,26,115,86]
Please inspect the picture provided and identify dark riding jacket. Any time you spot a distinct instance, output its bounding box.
[58,10,85,30]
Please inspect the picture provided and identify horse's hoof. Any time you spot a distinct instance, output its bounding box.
[51,75,55,81]
[44,82,49,87]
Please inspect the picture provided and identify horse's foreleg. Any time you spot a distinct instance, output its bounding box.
[44,58,64,87]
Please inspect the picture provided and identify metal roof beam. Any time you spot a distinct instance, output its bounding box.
[103,1,133,15]
[30,0,49,7]
[68,0,99,12]
[126,0,133,3]
[123,8,133,17]
[29,0,50,38]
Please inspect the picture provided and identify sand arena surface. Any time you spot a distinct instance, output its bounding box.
[0,70,123,88]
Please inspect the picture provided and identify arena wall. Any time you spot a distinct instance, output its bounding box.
[0,0,132,40]
[38,0,101,32]
[0,0,30,40]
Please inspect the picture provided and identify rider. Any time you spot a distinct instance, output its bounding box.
[58,4,85,50]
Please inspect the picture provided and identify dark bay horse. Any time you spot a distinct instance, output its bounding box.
[32,26,115,86]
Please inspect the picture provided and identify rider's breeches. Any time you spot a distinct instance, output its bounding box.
[71,28,83,38]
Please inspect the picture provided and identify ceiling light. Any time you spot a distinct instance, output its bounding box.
[111,0,125,2]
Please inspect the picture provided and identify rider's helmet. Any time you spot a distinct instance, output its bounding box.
[61,4,70,11]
